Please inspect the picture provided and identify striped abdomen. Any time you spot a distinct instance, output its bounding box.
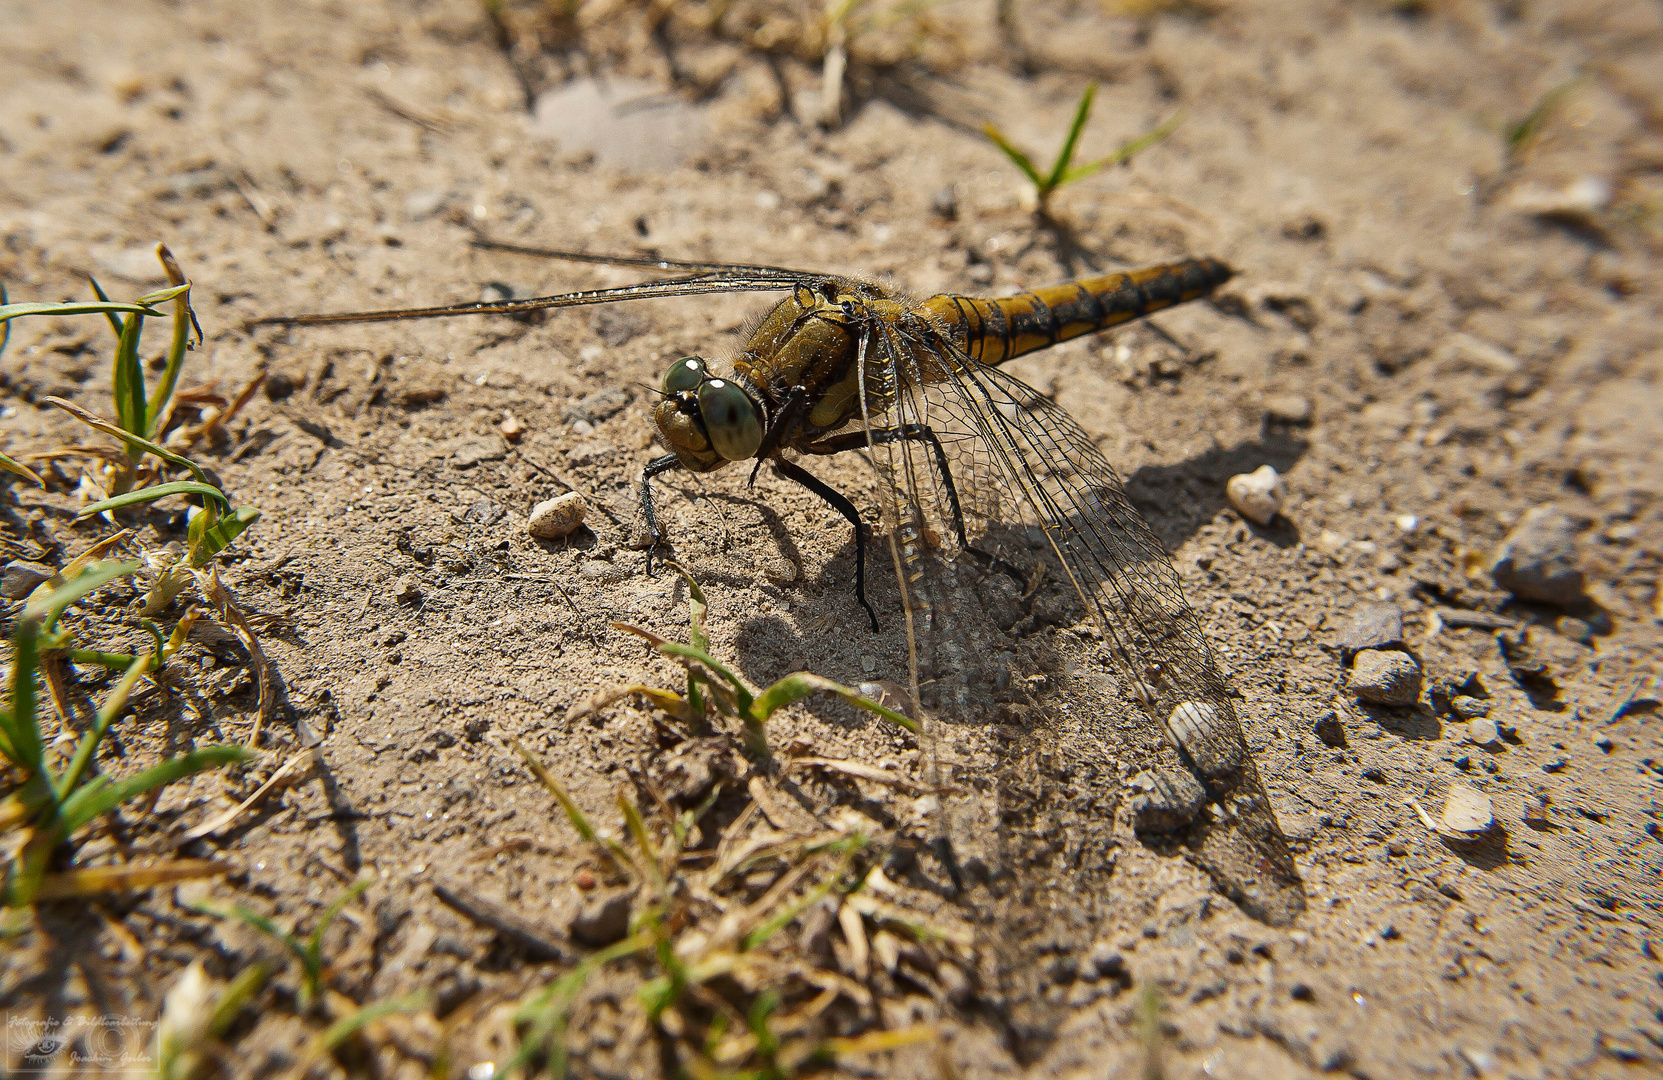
[916,257,1233,367]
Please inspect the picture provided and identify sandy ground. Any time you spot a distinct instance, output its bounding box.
[1,0,1660,1076]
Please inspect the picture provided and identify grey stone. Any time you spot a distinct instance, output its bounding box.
[1264,393,1314,424]
[1350,649,1422,706]
[1337,602,1404,654]
[262,371,296,401]
[1451,696,1490,720]
[1312,711,1346,747]
[570,891,631,946]
[1466,717,1500,746]
[564,387,630,424]
[1128,768,1208,833]
[1490,505,1585,607]
[462,499,505,527]
[450,437,507,469]
[1,560,54,600]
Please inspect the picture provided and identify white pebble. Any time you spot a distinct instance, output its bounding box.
[1226,464,1285,526]
[528,492,588,539]
[1439,783,1494,838]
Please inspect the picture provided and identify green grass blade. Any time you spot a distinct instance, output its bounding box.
[208,961,271,1037]
[982,123,1043,189]
[652,641,755,715]
[0,450,44,488]
[0,296,176,326]
[76,480,229,519]
[3,619,44,774]
[189,899,310,969]
[87,277,126,342]
[1506,75,1586,160]
[750,672,919,733]
[189,506,260,567]
[58,745,251,833]
[306,878,372,966]
[111,308,148,450]
[313,992,431,1056]
[1060,110,1184,186]
[44,396,225,496]
[57,650,151,797]
[147,245,195,439]
[1046,82,1098,190]
[22,560,139,633]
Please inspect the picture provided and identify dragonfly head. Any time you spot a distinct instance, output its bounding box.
[653,356,765,473]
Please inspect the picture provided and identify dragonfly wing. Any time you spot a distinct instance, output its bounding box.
[252,271,818,327]
[851,311,1303,925]
[920,330,1306,925]
[851,318,1108,1056]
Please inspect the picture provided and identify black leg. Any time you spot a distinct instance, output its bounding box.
[773,458,880,632]
[640,454,682,577]
[807,425,1023,582]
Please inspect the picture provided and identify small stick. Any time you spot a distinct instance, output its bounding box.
[430,882,568,962]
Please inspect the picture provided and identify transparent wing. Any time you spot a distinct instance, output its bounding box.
[853,310,1304,928]
[469,236,831,280]
[252,269,828,327]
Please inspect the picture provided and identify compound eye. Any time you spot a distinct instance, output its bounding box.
[696,378,764,461]
[661,356,707,396]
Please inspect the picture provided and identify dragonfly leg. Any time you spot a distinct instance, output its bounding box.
[639,454,682,577]
[806,425,1023,582]
[772,458,880,632]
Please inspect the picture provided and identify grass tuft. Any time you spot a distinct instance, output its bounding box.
[984,83,1183,216]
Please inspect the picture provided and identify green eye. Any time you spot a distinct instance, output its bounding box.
[697,379,764,461]
[662,356,707,395]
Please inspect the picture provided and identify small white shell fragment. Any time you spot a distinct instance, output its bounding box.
[1226,464,1286,526]
[527,491,588,539]
[1439,783,1494,838]
[1166,699,1244,778]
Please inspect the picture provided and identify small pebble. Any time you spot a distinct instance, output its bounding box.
[1466,716,1500,746]
[1350,648,1422,706]
[1,559,54,600]
[1263,393,1313,425]
[570,890,631,946]
[1225,464,1285,526]
[1439,783,1494,838]
[573,870,597,890]
[393,573,422,604]
[1128,768,1208,833]
[499,412,525,442]
[1312,711,1346,748]
[1337,601,1404,654]
[1450,696,1490,720]
[1555,615,1592,644]
[930,185,958,220]
[527,492,588,539]
[262,371,296,401]
[1489,505,1585,607]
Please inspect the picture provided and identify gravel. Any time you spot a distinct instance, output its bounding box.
[528,492,588,539]
[1337,601,1405,654]
[1225,464,1286,526]
[1350,649,1422,706]
[1,559,54,600]
[1490,505,1586,607]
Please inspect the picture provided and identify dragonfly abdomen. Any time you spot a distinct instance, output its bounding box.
[919,257,1232,367]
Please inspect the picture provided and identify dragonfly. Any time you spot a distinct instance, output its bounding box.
[256,237,1305,928]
